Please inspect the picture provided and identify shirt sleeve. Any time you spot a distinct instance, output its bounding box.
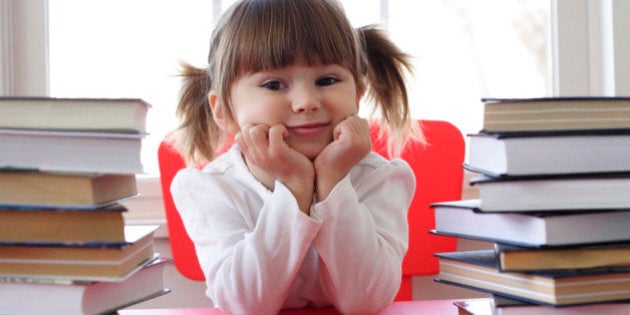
[171,169,322,315]
[311,159,415,315]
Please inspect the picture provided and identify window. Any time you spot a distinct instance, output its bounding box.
[48,0,215,176]
[386,0,549,136]
[46,0,549,177]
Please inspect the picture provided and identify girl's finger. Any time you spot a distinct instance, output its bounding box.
[268,125,288,146]
[249,124,270,143]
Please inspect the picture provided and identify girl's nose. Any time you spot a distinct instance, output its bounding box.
[291,87,320,113]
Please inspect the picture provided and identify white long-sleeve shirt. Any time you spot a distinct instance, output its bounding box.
[171,146,415,315]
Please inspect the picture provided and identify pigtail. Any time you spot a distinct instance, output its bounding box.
[357,25,424,157]
[175,62,223,166]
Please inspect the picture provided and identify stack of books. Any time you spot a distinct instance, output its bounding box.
[431,97,630,314]
[0,97,169,314]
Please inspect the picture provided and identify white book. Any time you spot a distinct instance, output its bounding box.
[453,295,630,315]
[471,173,630,211]
[466,132,630,177]
[432,199,630,246]
[0,129,144,174]
[0,258,170,315]
[0,97,150,133]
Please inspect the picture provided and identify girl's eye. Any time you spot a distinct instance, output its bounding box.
[316,77,339,86]
[261,80,286,91]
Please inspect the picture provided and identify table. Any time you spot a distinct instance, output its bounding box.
[118,299,490,315]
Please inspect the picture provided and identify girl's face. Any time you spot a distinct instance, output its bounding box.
[227,62,360,159]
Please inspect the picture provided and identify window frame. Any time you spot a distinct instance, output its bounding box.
[551,0,630,95]
[0,0,48,95]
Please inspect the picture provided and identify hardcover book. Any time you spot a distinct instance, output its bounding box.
[481,97,630,133]
[435,250,630,306]
[0,97,150,133]
[466,131,630,176]
[0,129,144,174]
[0,171,138,208]
[0,225,158,281]
[0,257,170,315]
[453,296,630,315]
[0,204,127,243]
[494,242,630,272]
[470,173,630,211]
[431,199,630,246]
[494,302,630,315]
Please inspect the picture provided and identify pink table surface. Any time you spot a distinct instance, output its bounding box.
[117,299,489,315]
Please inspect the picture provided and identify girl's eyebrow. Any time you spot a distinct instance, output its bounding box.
[248,70,283,80]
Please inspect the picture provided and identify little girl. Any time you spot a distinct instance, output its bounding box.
[171,0,422,314]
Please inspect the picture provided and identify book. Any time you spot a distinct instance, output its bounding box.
[480,97,630,133]
[0,97,150,133]
[0,225,158,281]
[0,171,138,208]
[495,242,630,271]
[495,303,630,315]
[431,199,630,246]
[465,131,630,177]
[0,257,170,315]
[453,299,495,315]
[435,249,630,306]
[470,173,630,211]
[453,297,630,315]
[0,129,144,174]
[0,204,127,243]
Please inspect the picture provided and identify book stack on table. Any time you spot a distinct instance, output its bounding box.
[0,97,170,315]
[431,97,630,314]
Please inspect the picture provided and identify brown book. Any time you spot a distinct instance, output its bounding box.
[436,250,630,306]
[0,171,138,208]
[495,243,630,271]
[0,225,158,281]
[0,204,126,243]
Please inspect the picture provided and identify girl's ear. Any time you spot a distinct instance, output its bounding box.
[209,91,239,133]
[208,91,230,128]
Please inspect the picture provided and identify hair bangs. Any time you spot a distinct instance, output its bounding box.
[229,0,358,76]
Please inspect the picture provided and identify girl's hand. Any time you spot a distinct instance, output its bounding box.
[236,123,315,214]
[314,116,371,201]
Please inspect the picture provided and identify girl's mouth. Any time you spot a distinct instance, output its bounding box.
[287,122,329,137]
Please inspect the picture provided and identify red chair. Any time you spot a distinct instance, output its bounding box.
[158,120,465,301]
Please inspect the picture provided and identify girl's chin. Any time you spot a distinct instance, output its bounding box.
[291,143,327,160]
[302,149,325,161]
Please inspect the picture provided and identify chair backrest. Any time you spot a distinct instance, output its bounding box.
[369,120,464,277]
[158,133,205,280]
[158,119,464,282]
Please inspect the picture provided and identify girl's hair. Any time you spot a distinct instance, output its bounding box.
[176,0,422,166]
